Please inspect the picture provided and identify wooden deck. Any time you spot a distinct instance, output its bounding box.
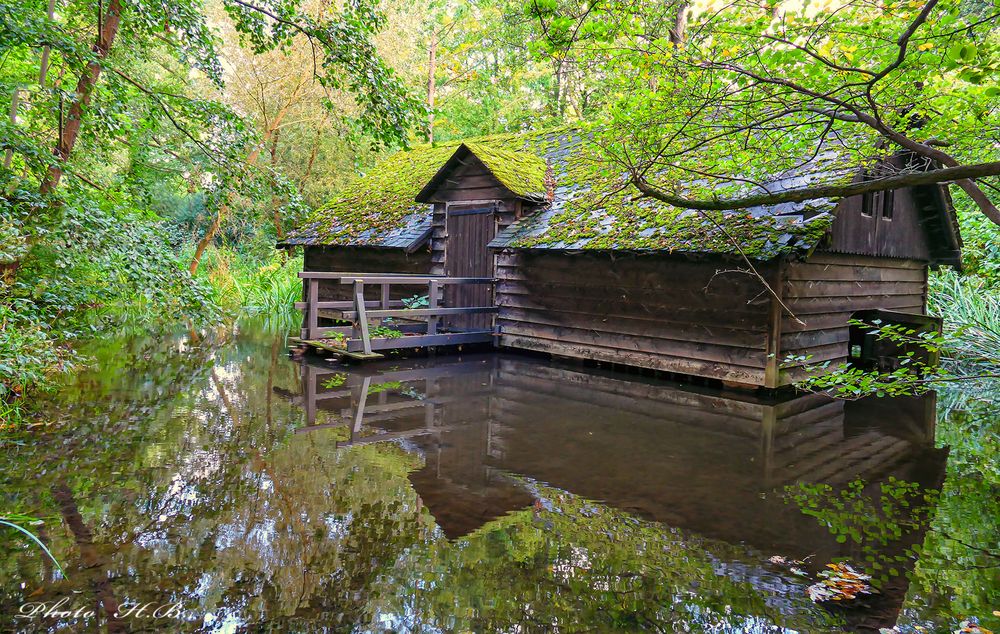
[296,271,497,358]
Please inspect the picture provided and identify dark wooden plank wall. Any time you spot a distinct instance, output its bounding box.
[303,245,432,302]
[494,251,777,386]
[827,175,933,261]
[777,252,928,385]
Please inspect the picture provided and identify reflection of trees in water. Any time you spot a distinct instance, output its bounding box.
[1,329,431,631]
[899,385,1000,630]
[371,478,846,633]
[0,331,980,632]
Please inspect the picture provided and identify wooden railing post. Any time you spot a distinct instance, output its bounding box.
[380,283,390,309]
[427,280,439,335]
[306,278,319,340]
[354,280,373,355]
[352,376,371,441]
[300,278,309,339]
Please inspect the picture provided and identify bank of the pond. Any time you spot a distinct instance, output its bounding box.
[1,248,303,427]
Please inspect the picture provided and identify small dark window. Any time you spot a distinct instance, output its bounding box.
[861,192,874,217]
[882,189,895,220]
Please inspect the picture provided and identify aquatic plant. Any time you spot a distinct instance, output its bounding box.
[322,373,347,389]
[0,514,65,579]
[370,326,404,339]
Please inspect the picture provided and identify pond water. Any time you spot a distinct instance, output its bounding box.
[0,326,992,632]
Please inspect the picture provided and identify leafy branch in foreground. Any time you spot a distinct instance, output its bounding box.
[794,271,1000,398]
[531,0,1000,226]
[793,325,999,399]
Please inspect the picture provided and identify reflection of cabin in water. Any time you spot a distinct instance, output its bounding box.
[282,354,947,631]
[281,129,960,389]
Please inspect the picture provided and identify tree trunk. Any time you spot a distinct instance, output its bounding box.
[39,0,123,194]
[427,33,436,143]
[552,60,562,117]
[299,129,321,189]
[3,0,57,170]
[670,2,689,45]
[51,483,127,633]
[189,204,225,275]
[3,89,23,169]
[37,0,57,88]
[188,108,293,273]
[188,79,305,274]
[269,128,285,240]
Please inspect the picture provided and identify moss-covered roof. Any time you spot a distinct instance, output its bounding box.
[413,142,550,204]
[283,129,567,248]
[462,143,548,200]
[284,126,856,258]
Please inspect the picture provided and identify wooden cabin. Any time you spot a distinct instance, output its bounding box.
[281,128,961,390]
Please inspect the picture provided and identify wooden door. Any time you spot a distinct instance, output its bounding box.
[445,204,496,330]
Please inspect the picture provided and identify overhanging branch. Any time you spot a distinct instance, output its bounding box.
[632,160,1000,212]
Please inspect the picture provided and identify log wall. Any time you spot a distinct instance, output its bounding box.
[777,252,928,385]
[493,251,777,386]
[303,245,432,302]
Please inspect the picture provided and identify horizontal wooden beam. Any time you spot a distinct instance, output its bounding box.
[294,300,405,310]
[294,420,349,434]
[342,276,492,285]
[298,272,492,285]
[337,306,498,320]
[299,271,434,280]
[345,331,494,352]
[336,426,455,448]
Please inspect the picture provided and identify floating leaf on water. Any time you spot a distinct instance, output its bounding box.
[807,562,877,603]
[954,619,995,634]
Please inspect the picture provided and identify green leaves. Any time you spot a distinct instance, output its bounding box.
[221,0,424,149]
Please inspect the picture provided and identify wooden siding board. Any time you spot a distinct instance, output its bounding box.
[500,334,768,384]
[498,306,768,347]
[303,246,432,302]
[500,320,768,367]
[495,251,774,385]
[496,280,770,316]
[776,252,929,386]
[802,252,925,269]
[497,293,771,331]
[785,280,926,298]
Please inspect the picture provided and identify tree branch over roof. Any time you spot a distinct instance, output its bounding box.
[532,0,1000,228]
[631,161,1000,215]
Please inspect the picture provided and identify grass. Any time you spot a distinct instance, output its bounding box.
[928,270,1000,368]
[193,247,303,330]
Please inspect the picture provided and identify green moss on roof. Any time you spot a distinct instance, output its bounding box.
[503,204,836,259]
[463,143,548,200]
[287,124,852,257]
[487,134,846,258]
[288,143,455,246]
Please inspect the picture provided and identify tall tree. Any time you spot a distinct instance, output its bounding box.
[39,0,123,195]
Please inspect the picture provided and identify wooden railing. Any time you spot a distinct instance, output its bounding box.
[296,272,497,356]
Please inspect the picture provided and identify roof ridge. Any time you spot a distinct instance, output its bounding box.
[414,124,580,151]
